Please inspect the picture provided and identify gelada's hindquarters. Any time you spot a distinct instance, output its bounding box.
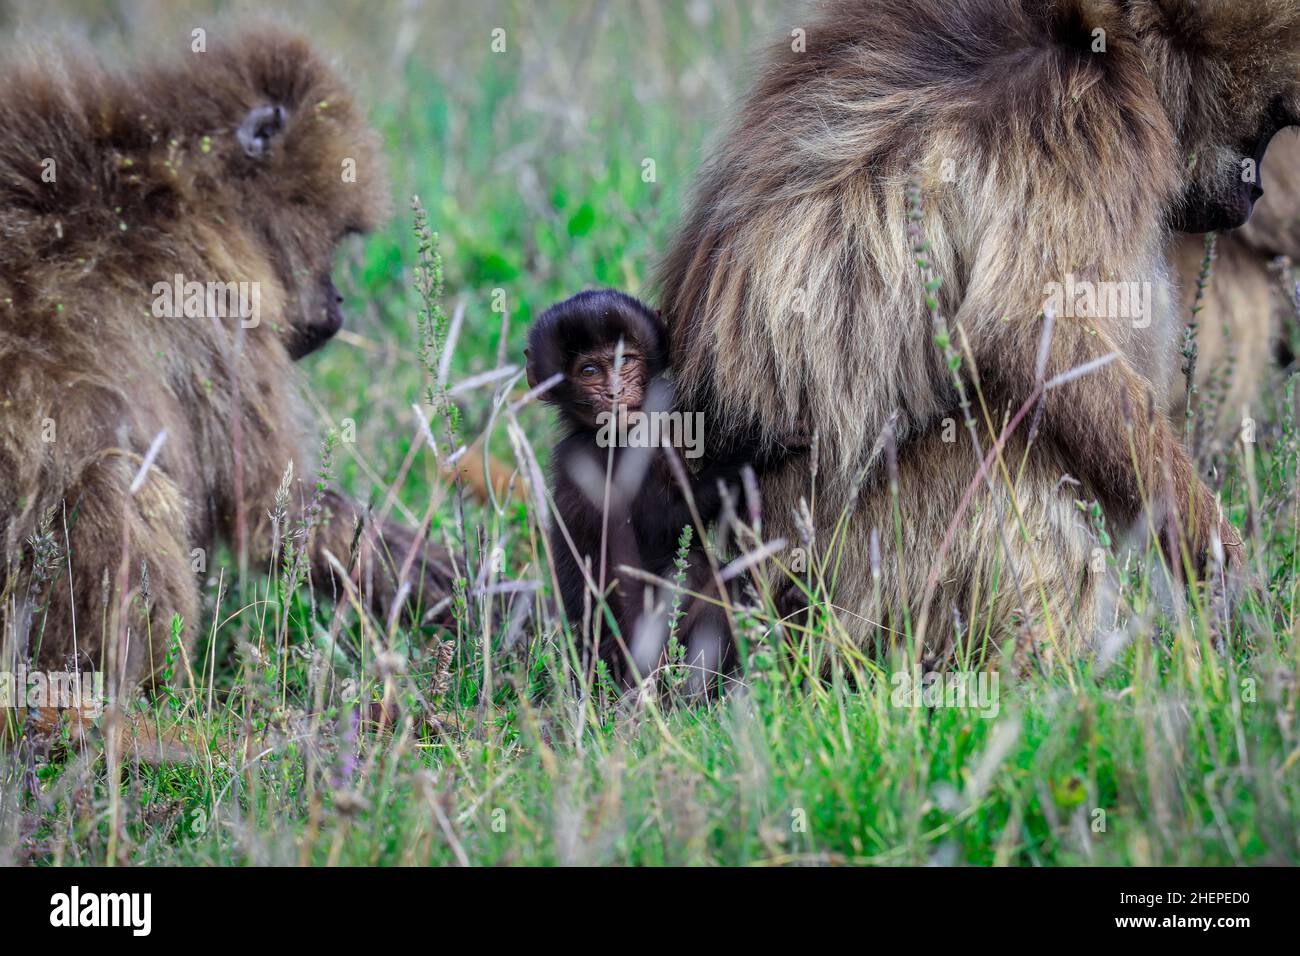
[764,427,1101,665]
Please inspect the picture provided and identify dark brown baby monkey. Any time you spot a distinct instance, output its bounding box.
[526,290,805,688]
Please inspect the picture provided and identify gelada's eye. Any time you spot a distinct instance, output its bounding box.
[580,365,600,378]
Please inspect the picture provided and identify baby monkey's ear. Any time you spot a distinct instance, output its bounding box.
[524,347,539,389]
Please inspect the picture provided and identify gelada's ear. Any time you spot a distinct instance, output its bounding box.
[237,104,288,158]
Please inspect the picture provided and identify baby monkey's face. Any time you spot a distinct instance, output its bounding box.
[569,344,648,423]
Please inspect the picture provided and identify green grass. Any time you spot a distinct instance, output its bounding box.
[2,0,1299,867]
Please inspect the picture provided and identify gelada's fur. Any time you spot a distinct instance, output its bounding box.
[657,0,1299,659]
[0,27,453,697]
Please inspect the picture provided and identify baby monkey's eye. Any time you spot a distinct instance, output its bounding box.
[580,364,601,378]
